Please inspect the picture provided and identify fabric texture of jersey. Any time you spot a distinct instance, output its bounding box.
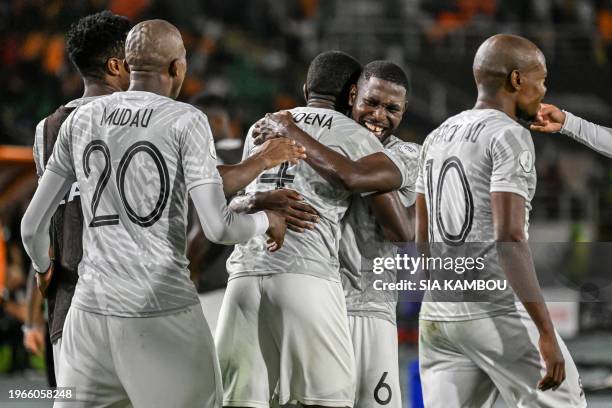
[45,90,221,317]
[227,106,402,282]
[340,136,420,324]
[34,96,100,343]
[415,109,536,321]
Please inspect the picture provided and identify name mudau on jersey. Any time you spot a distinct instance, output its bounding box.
[100,107,154,128]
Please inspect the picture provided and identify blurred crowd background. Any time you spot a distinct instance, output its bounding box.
[1,0,612,405]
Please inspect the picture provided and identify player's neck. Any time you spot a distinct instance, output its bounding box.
[81,78,121,98]
[306,93,337,110]
[474,94,517,121]
[127,72,173,98]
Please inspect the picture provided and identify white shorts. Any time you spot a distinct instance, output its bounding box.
[348,315,402,408]
[54,304,222,408]
[216,274,356,407]
[52,337,62,382]
[419,311,587,408]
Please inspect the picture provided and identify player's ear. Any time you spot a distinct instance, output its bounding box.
[509,70,521,92]
[169,59,179,77]
[302,83,308,103]
[106,58,122,76]
[169,59,186,78]
[348,84,357,107]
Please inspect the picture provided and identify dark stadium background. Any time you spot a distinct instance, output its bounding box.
[1,0,611,407]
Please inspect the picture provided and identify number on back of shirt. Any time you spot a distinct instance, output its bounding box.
[425,156,474,244]
[258,162,294,188]
[83,140,169,228]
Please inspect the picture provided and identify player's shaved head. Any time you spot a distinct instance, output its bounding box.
[473,34,545,92]
[473,34,548,122]
[125,19,187,99]
[125,19,185,72]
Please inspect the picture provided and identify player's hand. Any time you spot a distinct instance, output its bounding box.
[252,111,296,146]
[530,103,566,133]
[537,332,566,391]
[254,138,306,169]
[253,190,319,232]
[23,325,45,356]
[264,210,287,252]
[36,263,54,297]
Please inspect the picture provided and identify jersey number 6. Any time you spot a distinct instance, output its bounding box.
[374,371,392,405]
[83,140,170,228]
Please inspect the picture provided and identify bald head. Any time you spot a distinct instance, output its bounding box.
[473,34,545,92]
[125,19,185,72]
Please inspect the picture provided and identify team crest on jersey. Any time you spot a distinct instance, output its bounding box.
[399,143,419,158]
[519,150,533,173]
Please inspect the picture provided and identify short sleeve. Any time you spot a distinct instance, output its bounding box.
[181,111,223,192]
[46,113,76,181]
[489,128,536,200]
[415,136,430,195]
[398,188,416,207]
[385,141,420,191]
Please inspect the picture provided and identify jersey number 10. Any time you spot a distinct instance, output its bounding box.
[83,140,170,228]
[425,156,474,245]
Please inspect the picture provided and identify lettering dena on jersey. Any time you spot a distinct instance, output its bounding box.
[292,112,333,130]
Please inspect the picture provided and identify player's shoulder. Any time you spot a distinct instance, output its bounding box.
[384,136,421,160]
[468,109,529,139]
[165,98,203,117]
[168,100,209,127]
[488,114,532,149]
[35,117,46,135]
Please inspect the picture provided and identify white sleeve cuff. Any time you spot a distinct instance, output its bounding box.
[560,111,581,138]
[34,260,51,274]
[253,211,269,235]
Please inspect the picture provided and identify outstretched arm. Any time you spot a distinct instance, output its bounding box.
[531,103,612,158]
[492,191,565,391]
[218,138,306,196]
[190,183,286,251]
[254,112,403,193]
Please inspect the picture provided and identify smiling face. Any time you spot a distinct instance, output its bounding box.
[349,76,407,141]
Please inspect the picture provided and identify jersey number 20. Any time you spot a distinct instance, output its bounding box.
[83,140,170,228]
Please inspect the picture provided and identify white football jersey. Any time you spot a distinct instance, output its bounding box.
[46,90,221,316]
[227,106,407,282]
[340,136,420,324]
[415,109,536,321]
